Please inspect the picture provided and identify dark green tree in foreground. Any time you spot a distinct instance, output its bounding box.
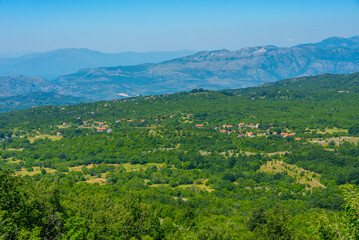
[312,188,359,240]
[247,205,294,240]
[0,171,64,239]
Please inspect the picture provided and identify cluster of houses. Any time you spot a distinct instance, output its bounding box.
[71,115,302,140]
[77,120,112,133]
[155,115,174,121]
[196,122,301,140]
[53,112,304,142]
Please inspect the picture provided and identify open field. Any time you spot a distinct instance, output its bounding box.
[178,183,214,192]
[84,173,107,185]
[5,159,22,164]
[14,163,164,177]
[122,163,164,172]
[6,148,24,151]
[16,167,57,176]
[259,160,325,190]
[306,127,348,135]
[310,136,359,145]
[318,128,348,134]
[28,134,62,143]
[328,136,359,144]
[149,180,214,192]
[243,151,289,156]
[85,178,106,184]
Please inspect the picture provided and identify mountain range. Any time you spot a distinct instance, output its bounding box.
[0,75,56,97]
[55,36,359,100]
[0,49,194,80]
[0,36,359,112]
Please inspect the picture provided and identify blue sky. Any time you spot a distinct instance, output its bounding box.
[0,0,358,55]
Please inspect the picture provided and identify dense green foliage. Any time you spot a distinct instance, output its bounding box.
[1,72,359,239]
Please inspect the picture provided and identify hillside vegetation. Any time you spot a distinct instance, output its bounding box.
[1,72,359,239]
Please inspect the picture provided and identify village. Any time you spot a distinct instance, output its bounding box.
[54,112,301,142]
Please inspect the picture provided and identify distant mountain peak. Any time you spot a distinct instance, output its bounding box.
[296,36,359,49]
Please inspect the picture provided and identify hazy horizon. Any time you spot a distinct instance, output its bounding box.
[0,0,358,56]
[1,35,358,59]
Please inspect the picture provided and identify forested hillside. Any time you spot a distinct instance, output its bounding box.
[0,92,86,113]
[1,72,359,239]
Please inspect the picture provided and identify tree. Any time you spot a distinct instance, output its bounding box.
[0,171,65,240]
[122,192,163,239]
[0,171,28,239]
[247,205,294,240]
[312,188,359,239]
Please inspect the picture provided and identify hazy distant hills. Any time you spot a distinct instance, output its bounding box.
[1,36,359,112]
[0,75,56,97]
[220,72,359,99]
[53,36,359,100]
[297,36,359,49]
[258,72,359,92]
[0,49,195,80]
[0,92,86,113]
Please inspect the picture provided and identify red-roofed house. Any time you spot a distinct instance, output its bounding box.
[247,132,254,137]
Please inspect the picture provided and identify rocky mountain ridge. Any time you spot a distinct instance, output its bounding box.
[55,36,359,100]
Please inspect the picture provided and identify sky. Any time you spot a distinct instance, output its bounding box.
[0,0,358,55]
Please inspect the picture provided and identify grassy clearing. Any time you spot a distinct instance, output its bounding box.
[16,167,56,176]
[69,164,122,172]
[6,148,24,151]
[259,160,325,190]
[84,173,107,184]
[307,127,348,134]
[242,151,289,156]
[5,159,22,164]
[85,178,106,184]
[16,163,162,177]
[150,180,214,192]
[318,128,348,134]
[85,176,106,184]
[310,136,359,145]
[149,184,170,188]
[28,134,62,143]
[178,183,214,192]
[122,163,164,172]
[329,136,359,144]
[69,164,95,171]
